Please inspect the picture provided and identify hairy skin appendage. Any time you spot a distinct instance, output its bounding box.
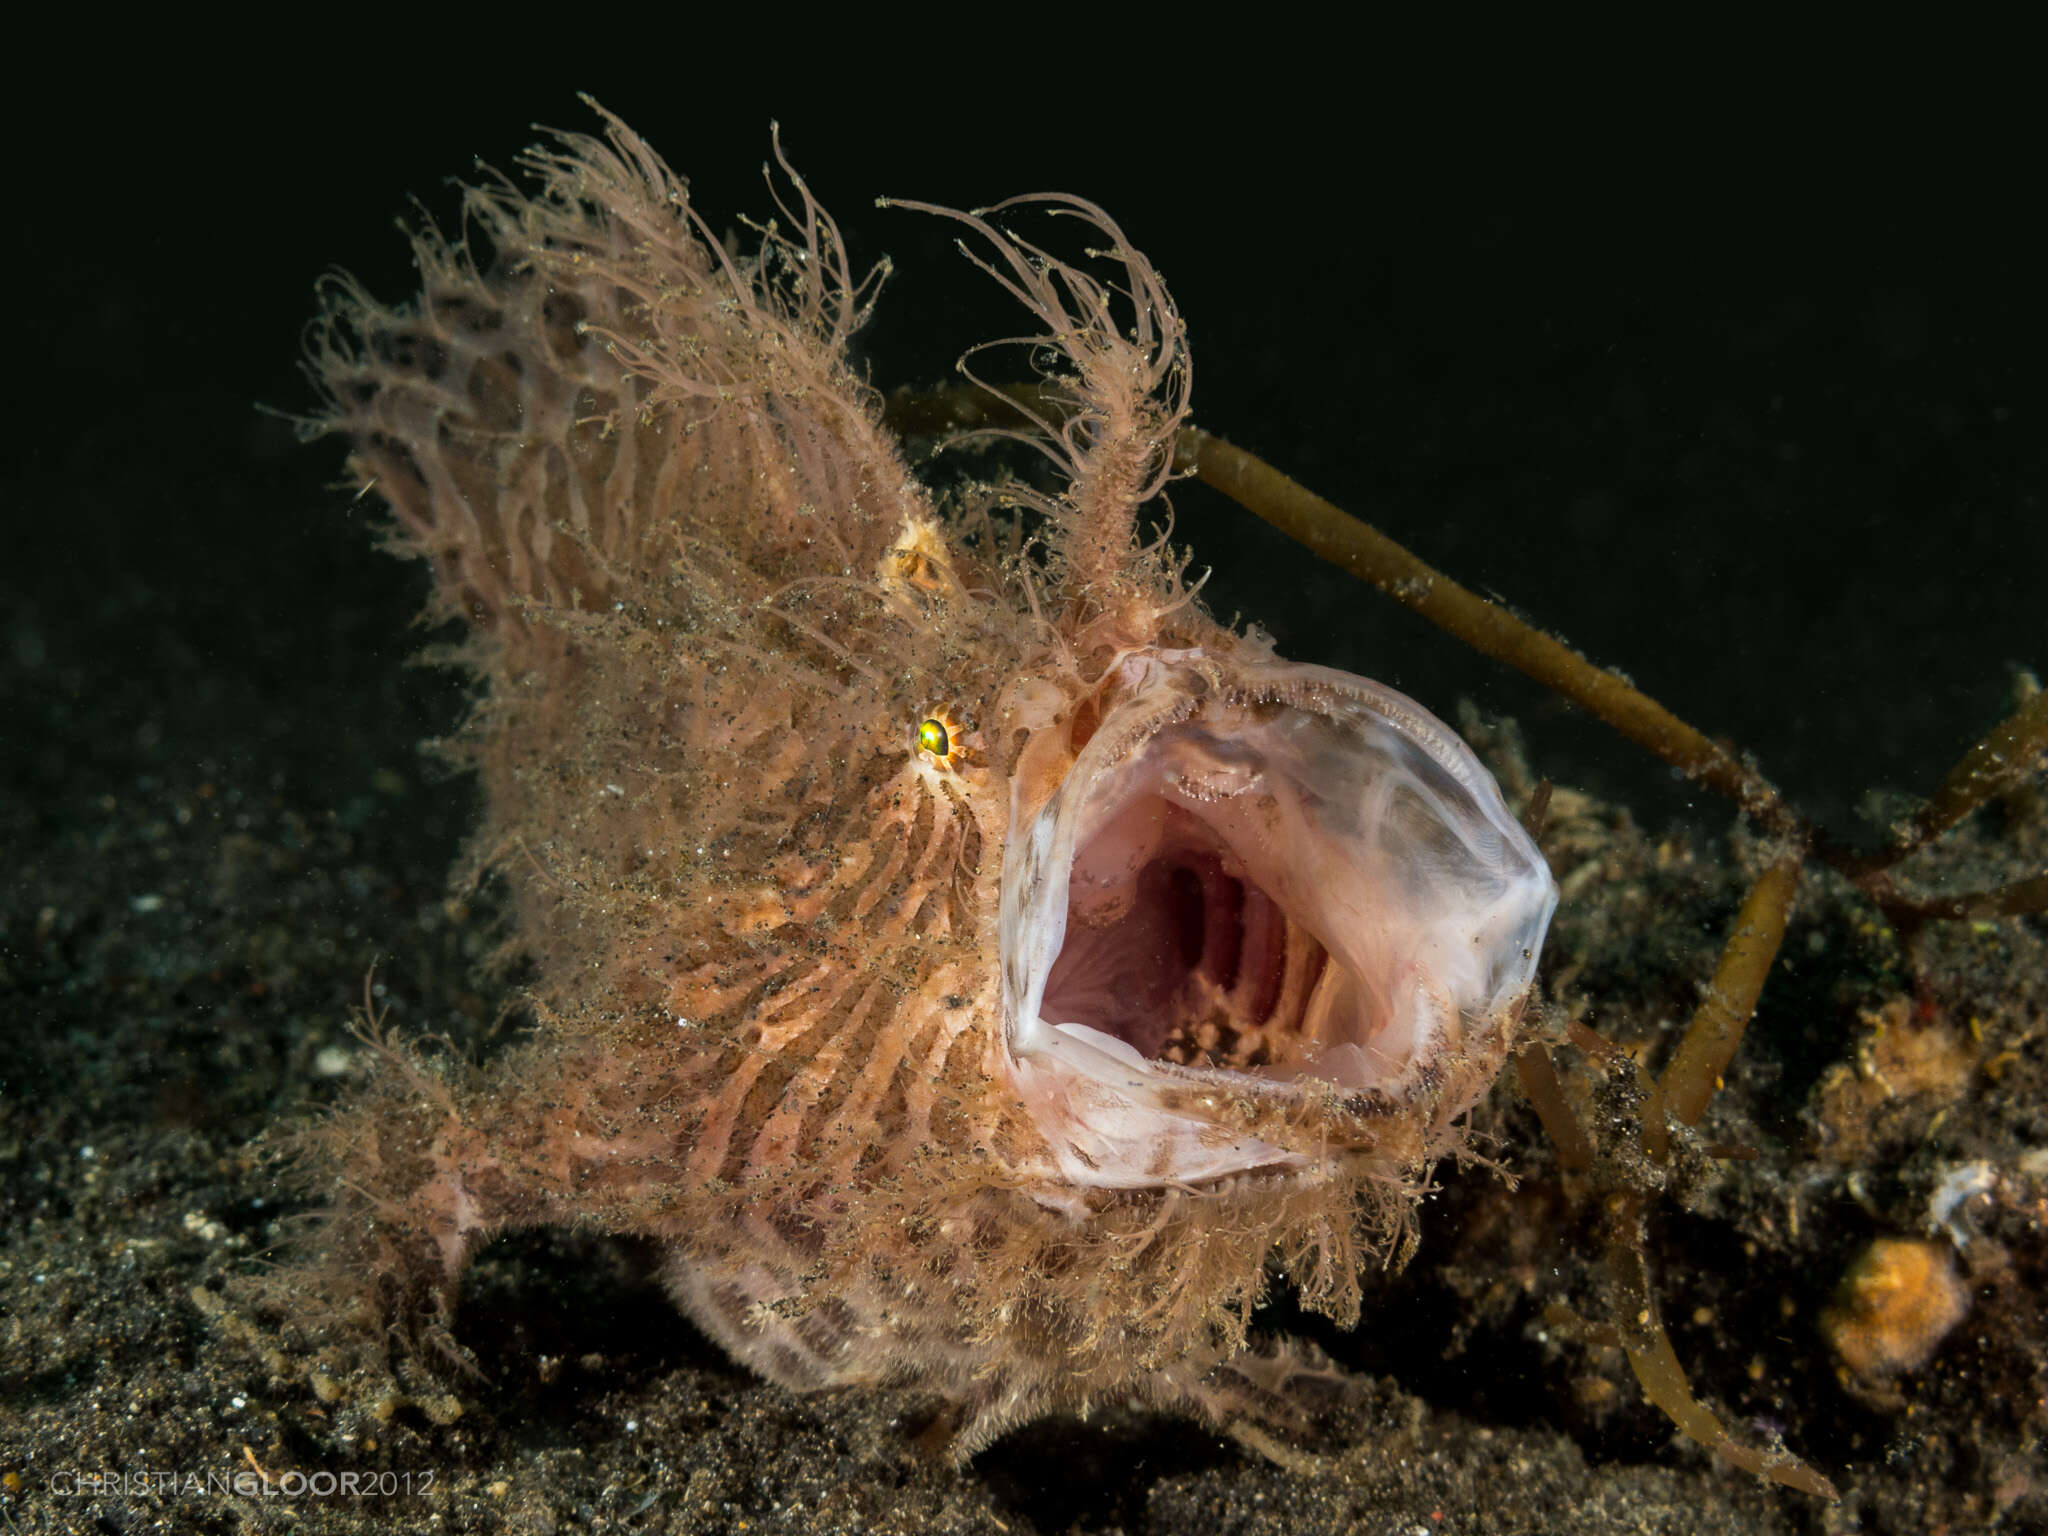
[264,106,1554,1457]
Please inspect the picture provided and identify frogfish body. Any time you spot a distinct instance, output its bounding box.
[299,109,1556,1454]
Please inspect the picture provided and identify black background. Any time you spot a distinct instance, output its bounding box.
[11,68,2045,842]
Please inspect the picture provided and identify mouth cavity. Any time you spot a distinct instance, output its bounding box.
[1043,794,1343,1078]
[1002,660,1557,1186]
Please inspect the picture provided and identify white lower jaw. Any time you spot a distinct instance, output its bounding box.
[999,652,1557,1191]
[1012,1022,1307,1190]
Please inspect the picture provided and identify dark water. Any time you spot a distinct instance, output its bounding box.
[16,86,2044,847]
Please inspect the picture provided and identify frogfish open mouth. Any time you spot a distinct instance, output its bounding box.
[288,104,1557,1456]
[1007,655,1554,1194]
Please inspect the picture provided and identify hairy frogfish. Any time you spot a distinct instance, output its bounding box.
[296,107,1557,1456]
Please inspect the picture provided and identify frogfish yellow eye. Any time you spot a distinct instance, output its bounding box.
[917,719,951,758]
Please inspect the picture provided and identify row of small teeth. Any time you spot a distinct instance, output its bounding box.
[1157,1007,1275,1070]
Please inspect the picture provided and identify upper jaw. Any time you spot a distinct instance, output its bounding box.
[998,650,1558,1191]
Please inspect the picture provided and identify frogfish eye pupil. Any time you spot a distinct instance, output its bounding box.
[918,719,951,757]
